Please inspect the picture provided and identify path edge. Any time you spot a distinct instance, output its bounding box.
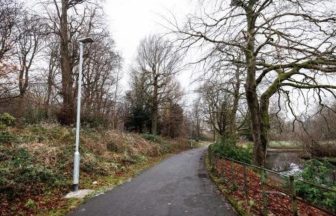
[204,147,246,216]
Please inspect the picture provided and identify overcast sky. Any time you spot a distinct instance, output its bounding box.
[103,0,198,93]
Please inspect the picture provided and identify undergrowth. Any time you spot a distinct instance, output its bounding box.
[209,138,252,164]
[0,117,190,215]
[295,159,336,212]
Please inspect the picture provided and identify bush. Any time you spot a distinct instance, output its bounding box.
[0,113,16,126]
[0,131,17,144]
[210,138,252,164]
[17,165,61,185]
[295,159,336,212]
[106,140,125,153]
[310,142,336,157]
[142,134,162,143]
[81,115,109,128]
[141,134,177,154]
[23,108,47,124]
[0,148,64,199]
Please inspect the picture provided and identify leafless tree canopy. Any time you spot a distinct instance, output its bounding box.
[132,35,183,135]
[173,0,336,165]
[0,0,122,127]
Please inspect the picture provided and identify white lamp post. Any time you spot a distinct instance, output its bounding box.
[72,37,94,192]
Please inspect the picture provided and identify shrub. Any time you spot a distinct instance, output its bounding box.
[132,154,147,163]
[23,108,47,124]
[142,134,162,143]
[17,165,61,186]
[210,138,252,164]
[295,159,336,212]
[310,141,336,157]
[0,131,17,144]
[0,113,16,126]
[106,140,124,153]
[0,148,64,200]
[25,199,37,210]
[81,115,109,128]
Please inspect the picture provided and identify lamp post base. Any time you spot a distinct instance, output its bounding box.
[65,189,94,199]
[72,184,79,192]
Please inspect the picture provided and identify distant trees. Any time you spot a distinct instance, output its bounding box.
[124,72,151,132]
[175,0,336,166]
[129,35,183,135]
[0,0,122,127]
[190,98,202,141]
[16,14,42,98]
[44,0,94,124]
[199,62,243,142]
[0,1,45,112]
[80,31,122,126]
[161,101,184,138]
[0,0,21,62]
[0,0,22,100]
[125,35,186,137]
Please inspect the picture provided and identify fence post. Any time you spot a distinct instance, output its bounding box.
[243,165,248,202]
[289,175,298,216]
[261,169,268,216]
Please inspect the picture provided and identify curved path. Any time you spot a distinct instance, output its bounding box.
[69,147,237,216]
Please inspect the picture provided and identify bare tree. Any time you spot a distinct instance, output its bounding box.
[200,75,242,142]
[81,31,122,124]
[161,101,184,138]
[194,47,244,142]
[175,0,336,166]
[191,98,202,141]
[43,40,60,119]
[43,0,91,124]
[0,0,22,101]
[16,14,43,97]
[0,0,21,61]
[133,35,183,135]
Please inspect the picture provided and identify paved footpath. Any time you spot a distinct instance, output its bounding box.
[69,147,237,216]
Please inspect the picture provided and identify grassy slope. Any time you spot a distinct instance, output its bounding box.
[0,124,190,215]
[238,140,303,150]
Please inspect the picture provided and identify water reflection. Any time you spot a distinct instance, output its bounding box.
[265,151,303,175]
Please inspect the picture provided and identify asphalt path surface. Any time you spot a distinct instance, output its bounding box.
[69,147,237,216]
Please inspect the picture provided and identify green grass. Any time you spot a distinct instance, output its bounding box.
[268,141,302,149]
[322,157,336,164]
[239,140,303,149]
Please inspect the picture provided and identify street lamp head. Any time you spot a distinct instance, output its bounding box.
[79,37,94,44]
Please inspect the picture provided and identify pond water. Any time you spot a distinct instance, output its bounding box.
[265,151,304,176]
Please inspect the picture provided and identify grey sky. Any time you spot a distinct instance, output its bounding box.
[103,0,198,92]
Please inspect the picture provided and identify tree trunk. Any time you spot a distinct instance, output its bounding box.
[229,66,241,141]
[17,65,28,119]
[245,82,266,166]
[260,96,270,159]
[244,4,266,166]
[151,75,158,135]
[59,0,74,125]
[46,64,54,120]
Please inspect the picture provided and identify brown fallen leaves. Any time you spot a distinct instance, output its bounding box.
[212,158,332,216]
